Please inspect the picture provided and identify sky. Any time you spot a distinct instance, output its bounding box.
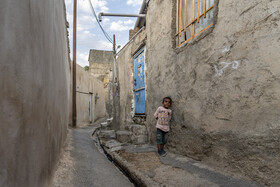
[65,0,143,67]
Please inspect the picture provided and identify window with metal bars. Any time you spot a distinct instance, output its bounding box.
[176,0,214,47]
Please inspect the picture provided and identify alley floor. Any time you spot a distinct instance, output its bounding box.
[52,125,134,187]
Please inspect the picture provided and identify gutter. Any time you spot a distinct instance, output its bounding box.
[134,0,148,29]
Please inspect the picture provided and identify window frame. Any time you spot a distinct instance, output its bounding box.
[176,0,214,47]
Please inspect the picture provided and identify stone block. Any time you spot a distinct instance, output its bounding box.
[100,122,109,129]
[116,130,132,143]
[107,117,113,124]
[125,124,147,136]
[105,140,122,149]
[131,134,148,145]
[98,130,116,139]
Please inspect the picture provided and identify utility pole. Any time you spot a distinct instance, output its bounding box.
[112,34,120,130]
[113,35,117,91]
[72,0,77,127]
[113,35,116,55]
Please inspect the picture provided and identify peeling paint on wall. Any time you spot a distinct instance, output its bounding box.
[222,46,231,53]
[214,61,240,76]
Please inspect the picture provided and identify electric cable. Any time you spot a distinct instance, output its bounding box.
[88,0,113,44]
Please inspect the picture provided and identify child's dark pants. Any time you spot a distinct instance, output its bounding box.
[156,128,167,145]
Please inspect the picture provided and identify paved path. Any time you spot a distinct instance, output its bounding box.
[100,141,263,187]
[52,125,133,187]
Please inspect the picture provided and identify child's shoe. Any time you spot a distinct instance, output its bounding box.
[161,149,167,157]
[158,148,167,157]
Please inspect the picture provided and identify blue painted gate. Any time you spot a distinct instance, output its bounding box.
[133,47,145,114]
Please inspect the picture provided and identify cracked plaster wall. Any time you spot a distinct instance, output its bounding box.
[145,0,280,185]
[116,29,147,130]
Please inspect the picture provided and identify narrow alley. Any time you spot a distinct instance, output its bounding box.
[51,119,262,187]
[1,0,280,186]
[52,121,133,187]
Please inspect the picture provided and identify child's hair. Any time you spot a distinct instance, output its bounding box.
[162,97,172,105]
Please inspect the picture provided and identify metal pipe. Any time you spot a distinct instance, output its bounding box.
[98,12,146,22]
[113,35,117,85]
[76,90,92,95]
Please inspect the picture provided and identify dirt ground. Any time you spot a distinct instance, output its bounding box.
[118,151,219,187]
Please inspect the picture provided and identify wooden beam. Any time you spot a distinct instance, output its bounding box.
[197,0,200,23]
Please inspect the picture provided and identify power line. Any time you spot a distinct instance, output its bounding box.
[87,0,113,44]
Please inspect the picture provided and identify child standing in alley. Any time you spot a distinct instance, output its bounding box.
[154,97,172,157]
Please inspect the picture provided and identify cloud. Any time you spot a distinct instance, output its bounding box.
[66,0,111,66]
[127,0,143,7]
[102,18,110,26]
[66,0,109,27]
[97,40,113,50]
[124,19,134,24]
[77,52,90,67]
[78,30,96,42]
[78,0,108,14]
[109,19,134,31]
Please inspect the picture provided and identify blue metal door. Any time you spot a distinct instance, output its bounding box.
[133,47,145,114]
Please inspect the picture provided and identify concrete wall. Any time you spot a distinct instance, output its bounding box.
[116,29,147,130]
[76,65,106,126]
[145,0,280,185]
[0,0,69,186]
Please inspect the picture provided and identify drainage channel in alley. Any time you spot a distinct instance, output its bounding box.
[91,131,139,187]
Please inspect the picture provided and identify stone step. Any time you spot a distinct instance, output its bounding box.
[131,134,148,145]
[97,130,116,139]
[125,124,148,145]
[125,124,147,136]
[104,140,123,151]
[116,130,132,143]
[100,122,109,130]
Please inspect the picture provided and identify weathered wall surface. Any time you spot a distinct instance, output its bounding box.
[76,65,106,126]
[89,49,113,116]
[145,0,280,185]
[0,0,69,186]
[93,78,107,121]
[116,29,147,130]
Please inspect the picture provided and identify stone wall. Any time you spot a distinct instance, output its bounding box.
[0,0,69,186]
[76,65,106,126]
[145,0,280,185]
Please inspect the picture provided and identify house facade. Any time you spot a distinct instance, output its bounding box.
[115,0,280,185]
